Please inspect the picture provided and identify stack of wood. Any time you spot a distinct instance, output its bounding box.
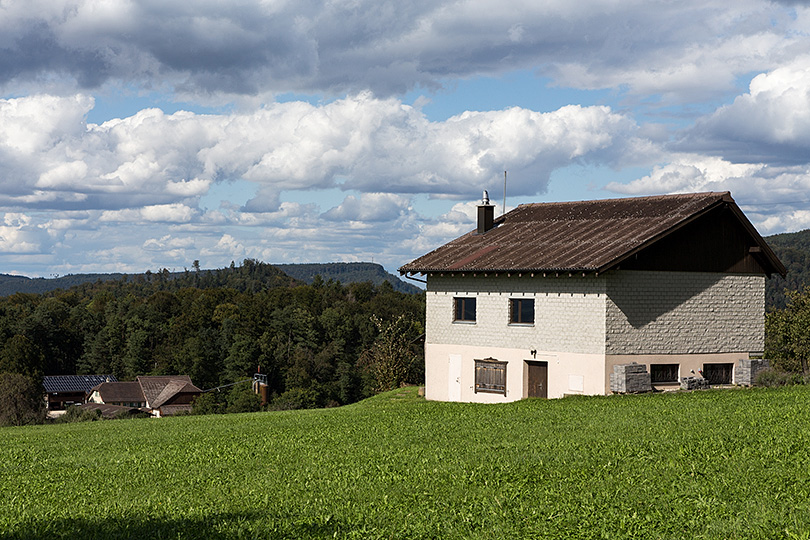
[610,362,651,394]
[680,376,710,390]
[736,358,769,386]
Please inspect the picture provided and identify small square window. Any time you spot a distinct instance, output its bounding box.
[454,297,476,322]
[509,298,535,324]
[474,358,507,395]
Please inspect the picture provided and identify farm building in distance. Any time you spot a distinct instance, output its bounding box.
[43,374,118,410]
[399,191,785,401]
[88,375,202,417]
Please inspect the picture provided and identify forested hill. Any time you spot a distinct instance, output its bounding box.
[765,229,810,309]
[275,262,422,294]
[0,262,299,299]
[0,273,126,297]
[0,259,425,410]
[0,261,419,297]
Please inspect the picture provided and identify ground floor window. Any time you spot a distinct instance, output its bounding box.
[702,363,734,385]
[474,358,507,395]
[650,363,679,384]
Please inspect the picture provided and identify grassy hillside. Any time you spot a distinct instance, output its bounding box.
[2,386,809,539]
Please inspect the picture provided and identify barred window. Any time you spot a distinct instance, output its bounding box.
[650,364,679,384]
[703,363,733,385]
[474,358,507,395]
[454,297,476,322]
[509,298,535,324]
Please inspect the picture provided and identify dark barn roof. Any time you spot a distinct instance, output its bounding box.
[43,375,117,394]
[400,192,785,277]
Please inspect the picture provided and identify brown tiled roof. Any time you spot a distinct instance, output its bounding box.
[150,380,202,408]
[137,375,190,404]
[92,381,144,403]
[400,192,784,276]
[136,375,201,408]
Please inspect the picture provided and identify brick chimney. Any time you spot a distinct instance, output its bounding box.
[477,190,495,234]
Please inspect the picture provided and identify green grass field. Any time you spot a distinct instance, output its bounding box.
[2,386,810,539]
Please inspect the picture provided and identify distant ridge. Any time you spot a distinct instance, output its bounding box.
[274,262,423,294]
[0,273,126,297]
[0,262,423,297]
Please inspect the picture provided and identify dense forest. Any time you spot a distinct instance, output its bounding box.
[0,260,425,411]
[765,229,810,309]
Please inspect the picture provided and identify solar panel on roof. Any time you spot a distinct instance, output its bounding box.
[42,375,117,393]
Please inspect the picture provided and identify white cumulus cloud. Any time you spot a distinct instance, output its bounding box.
[322,193,411,222]
[0,93,635,215]
[685,58,810,163]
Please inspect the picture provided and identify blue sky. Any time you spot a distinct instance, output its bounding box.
[1,1,810,277]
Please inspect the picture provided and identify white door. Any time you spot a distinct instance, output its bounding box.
[448,354,462,401]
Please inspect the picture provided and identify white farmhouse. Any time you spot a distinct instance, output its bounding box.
[399,192,785,401]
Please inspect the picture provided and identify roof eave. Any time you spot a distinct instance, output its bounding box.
[400,266,598,276]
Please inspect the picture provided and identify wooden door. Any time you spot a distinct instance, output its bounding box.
[527,361,548,398]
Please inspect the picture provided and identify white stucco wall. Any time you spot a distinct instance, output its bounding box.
[424,274,607,401]
[425,343,606,401]
[604,271,765,355]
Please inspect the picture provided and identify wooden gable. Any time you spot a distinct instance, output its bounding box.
[615,204,774,274]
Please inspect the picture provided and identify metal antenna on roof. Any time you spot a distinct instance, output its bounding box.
[503,171,507,215]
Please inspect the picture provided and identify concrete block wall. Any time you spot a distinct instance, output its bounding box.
[609,362,652,393]
[605,270,765,355]
[736,358,769,386]
[425,274,607,355]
